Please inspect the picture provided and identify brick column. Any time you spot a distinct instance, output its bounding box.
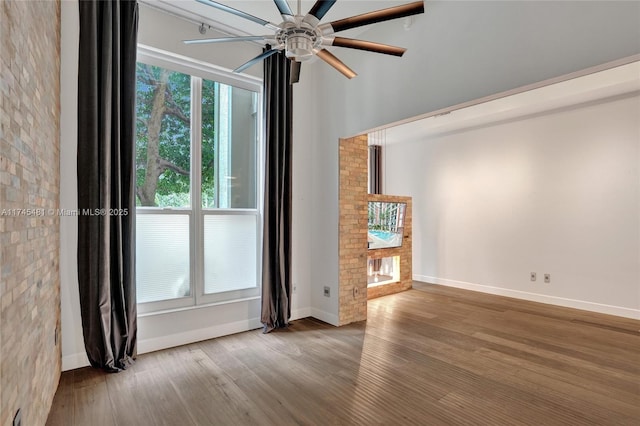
[338,135,369,325]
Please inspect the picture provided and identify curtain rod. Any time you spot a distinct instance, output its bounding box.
[138,1,259,42]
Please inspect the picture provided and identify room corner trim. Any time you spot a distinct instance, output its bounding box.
[414,275,640,320]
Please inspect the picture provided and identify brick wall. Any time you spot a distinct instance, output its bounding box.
[338,135,369,325]
[338,136,413,324]
[0,1,61,425]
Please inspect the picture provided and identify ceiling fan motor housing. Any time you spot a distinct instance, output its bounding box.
[278,24,321,62]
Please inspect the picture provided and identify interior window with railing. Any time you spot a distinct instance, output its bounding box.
[135,46,262,313]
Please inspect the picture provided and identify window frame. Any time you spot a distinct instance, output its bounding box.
[136,44,264,315]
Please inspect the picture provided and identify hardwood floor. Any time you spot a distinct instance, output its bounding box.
[47,283,640,425]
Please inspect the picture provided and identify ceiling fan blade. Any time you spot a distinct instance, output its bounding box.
[290,60,301,84]
[315,49,356,79]
[320,1,424,34]
[326,37,406,57]
[308,0,337,20]
[196,0,278,30]
[234,49,280,73]
[184,35,268,45]
[273,0,294,20]
[303,0,337,25]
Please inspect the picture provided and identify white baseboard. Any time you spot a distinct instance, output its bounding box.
[62,352,90,371]
[291,307,312,320]
[62,309,317,371]
[414,274,640,320]
[62,317,263,371]
[309,308,339,326]
[138,317,263,355]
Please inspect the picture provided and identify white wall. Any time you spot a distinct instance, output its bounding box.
[291,69,315,320]
[59,0,84,371]
[386,92,640,318]
[306,1,640,322]
[60,2,314,370]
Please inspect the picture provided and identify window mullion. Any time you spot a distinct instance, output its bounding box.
[191,76,203,305]
[213,81,220,208]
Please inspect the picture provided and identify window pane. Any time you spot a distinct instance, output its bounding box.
[202,80,258,209]
[203,215,257,294]
[136,63,191,208]
[136,214,190,303]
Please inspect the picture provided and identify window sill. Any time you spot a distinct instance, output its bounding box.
[137,295,261,318]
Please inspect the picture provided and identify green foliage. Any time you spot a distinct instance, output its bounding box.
[135,63,217,207]
[155,192,191,207]
[201,79,217,207]
[157,70,191,200]
[135,63,154,204]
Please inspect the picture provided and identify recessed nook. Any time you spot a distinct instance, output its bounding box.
[367,255,400,286]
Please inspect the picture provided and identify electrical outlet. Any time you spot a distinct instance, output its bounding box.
[530,272,536,282]
[323,286,330,297]
[13,408,21,426]
[544,274,551,283]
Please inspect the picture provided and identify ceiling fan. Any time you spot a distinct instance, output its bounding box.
[184,0,425,83]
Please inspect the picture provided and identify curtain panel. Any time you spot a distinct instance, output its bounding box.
[77,0,139,372]
[261,49,293,333]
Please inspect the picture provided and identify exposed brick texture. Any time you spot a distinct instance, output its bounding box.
[338,135,369,325]
[338,136,413,325]
[0,1,61,425]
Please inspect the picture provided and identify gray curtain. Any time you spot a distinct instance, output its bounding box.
[77,0,138,372]
[261,49,293,333]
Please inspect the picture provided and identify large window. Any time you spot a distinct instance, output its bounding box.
[135,46,262,313]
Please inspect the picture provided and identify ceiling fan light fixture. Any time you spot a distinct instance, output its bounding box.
[285,34,314,61]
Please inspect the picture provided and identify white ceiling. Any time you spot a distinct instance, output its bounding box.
[141,0,408,38]
[368,58,640,145]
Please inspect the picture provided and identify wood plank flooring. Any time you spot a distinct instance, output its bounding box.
[46,282,640,425]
